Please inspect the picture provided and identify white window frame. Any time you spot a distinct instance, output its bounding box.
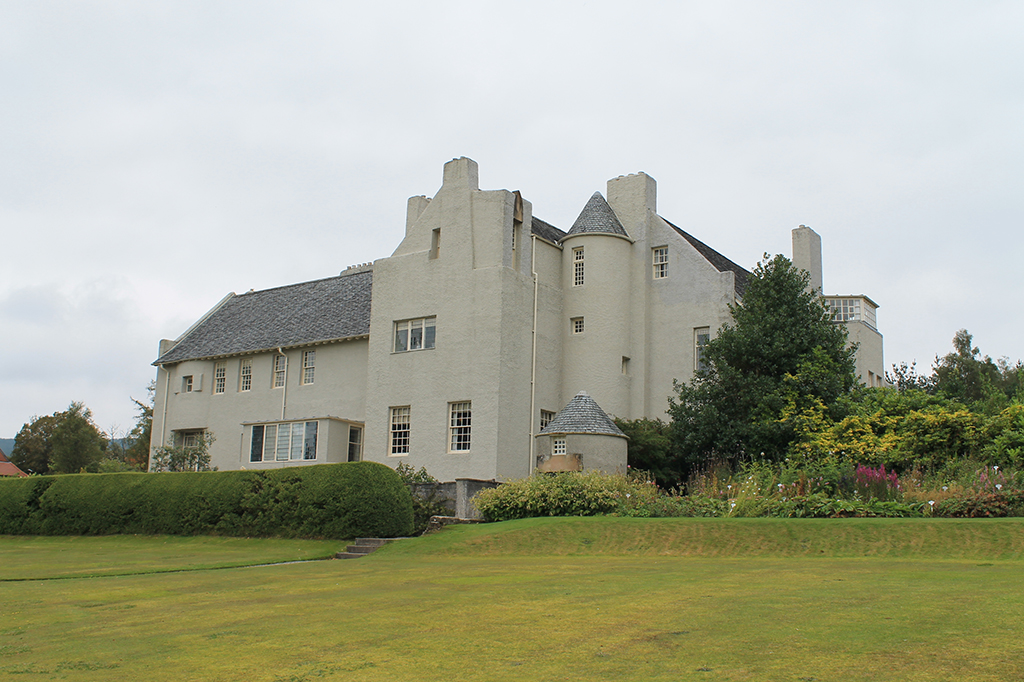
[695,326,711,372]
[273,355,287,388]
[301,350,315,385]
[827,298,861,323]
[348,425,363,462]
[553,437,567,456]
[389,407,410,455]
[653,246,668,279]
[213,361,226,394]
[249,421,318,462]
[393,317,436,353]
[571,317,584,335]
[239,358,252,392]
[540,410,555,430]
[448,401,472,453]
[573,247,585,287]
[182,375,194,393]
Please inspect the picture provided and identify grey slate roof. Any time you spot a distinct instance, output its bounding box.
[154,270,372,365]
[530,216,566,243]
[564,192,630,239]
[663,218,751,298]
[539,391,626,437]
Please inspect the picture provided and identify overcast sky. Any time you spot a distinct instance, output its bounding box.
[1,1,1021,438]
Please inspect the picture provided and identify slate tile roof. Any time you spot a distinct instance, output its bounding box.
[531,216,566,243]
[539,391,626,437]
[663,218,751,298]
[564,192,630,239]
[155,270,372,365]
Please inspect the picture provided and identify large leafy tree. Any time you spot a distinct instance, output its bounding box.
[668,254,858,476]
[614,417,674,488]
[10,411,65,475]
[931,329,1022,412]
[49,402,107,473]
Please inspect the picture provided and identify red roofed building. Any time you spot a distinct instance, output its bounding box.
[0,448,29,477]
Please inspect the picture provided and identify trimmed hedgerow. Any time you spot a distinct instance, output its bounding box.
[0,462,413,539]
[0,475,56,535]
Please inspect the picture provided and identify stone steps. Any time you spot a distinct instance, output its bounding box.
[335,537,404,559]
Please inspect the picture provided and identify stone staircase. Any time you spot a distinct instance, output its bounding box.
[335,537,403,559]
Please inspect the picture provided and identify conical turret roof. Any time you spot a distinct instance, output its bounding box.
[564,192,629,239]
[539,392,626,437]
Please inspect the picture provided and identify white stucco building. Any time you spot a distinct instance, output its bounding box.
[150,157,883,479]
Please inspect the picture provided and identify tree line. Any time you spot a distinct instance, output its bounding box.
[9,392,152,475]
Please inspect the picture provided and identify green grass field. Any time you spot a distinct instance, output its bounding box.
[2,518,1023,681]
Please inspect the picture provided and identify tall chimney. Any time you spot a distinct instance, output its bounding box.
[792,225,823,294]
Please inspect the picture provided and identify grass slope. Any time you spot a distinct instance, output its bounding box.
[387,516,1024,560]
[2,519,1023,681]
[0,535,342,580]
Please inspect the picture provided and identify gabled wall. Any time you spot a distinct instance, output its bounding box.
[363,158,541,481]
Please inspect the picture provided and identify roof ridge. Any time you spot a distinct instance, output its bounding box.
[661,217,750,298]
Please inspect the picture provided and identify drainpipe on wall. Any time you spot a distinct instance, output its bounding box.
[528,233,539,475]
[277,348,288,420]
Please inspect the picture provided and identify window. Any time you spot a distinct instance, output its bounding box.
[553,438,566,455]
[449,402,472,452]
[571,317,584,334]
[389,407,410,455]
[573,247,584,286]
[249,421,318,462]
[430,228,441,260]
[273,355,287,388]
[301,350,315,385]
[694,327,711,371]
[394,317,436,352]
[213,362,226,394]
[182,431,201,448]
[540,410,555,430]
[512,219,522,269]
[622,356,630,375]
[182,375,194,393]
[239,358,252,392]
[826,298,861,323]
[653,246,668,279]
[348,426,363,462]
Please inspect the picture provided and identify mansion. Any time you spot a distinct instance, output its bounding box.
[150,157,883,479]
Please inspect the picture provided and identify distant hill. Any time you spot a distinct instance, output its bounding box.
[0,438,15,456]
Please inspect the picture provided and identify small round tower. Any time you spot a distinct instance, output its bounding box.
[560,192,633,419]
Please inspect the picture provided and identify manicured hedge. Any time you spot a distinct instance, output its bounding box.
[0,462,413,539]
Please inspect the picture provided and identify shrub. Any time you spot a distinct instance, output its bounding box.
[473,472,639,522]
[933,490,1024,518]
[0,462,413,539]
[395,462,455,535]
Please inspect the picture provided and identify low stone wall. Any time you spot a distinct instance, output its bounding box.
[409,478,499,520]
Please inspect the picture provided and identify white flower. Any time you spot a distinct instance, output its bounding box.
[996,484,1003,490]
[928,500,935,506]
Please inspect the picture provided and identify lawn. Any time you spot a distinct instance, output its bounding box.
[2,518,1023,681]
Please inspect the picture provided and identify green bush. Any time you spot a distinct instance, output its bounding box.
[0,462,413,539]
[473,472,639,522]
[933,490,1024,518]
[764,494,923,518]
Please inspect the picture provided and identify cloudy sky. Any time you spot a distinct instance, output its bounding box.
[1,1,1021,438]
